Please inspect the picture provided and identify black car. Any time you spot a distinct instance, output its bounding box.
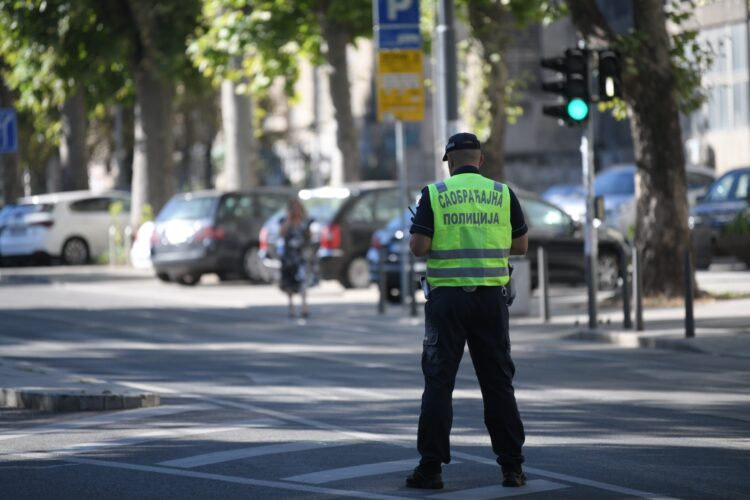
[151,188,292,285]
[691,167,750,269]
[369,189,630,302]
[259,182,420,289]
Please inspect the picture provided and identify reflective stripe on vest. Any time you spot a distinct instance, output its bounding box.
[426,174,512,287]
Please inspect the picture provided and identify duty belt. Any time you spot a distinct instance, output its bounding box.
[460,285,508,296]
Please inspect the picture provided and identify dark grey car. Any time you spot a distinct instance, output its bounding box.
[151,188,292,285]
[369,189,631,302]
[691,167,750,269]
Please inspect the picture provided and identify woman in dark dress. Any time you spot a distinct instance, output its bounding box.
[279,198,313,318]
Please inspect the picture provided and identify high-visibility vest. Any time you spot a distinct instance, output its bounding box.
[426,173,512,287]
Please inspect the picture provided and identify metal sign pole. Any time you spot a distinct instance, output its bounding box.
[581,128,598,330]
[396,120,410,313]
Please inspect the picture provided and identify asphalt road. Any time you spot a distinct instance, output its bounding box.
[0,268,749,499]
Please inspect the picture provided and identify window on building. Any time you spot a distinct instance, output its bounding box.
[694,22,750,133]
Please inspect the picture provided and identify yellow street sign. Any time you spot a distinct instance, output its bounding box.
[377,49,425,122]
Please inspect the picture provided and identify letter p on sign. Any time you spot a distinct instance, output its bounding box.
[388,0,413,20]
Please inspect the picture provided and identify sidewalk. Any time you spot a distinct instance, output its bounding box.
[0,358,160,411]
[563,296,750,358]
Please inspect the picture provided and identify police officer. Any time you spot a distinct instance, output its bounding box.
[406,132,528,490]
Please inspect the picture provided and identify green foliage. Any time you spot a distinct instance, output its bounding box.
[0,0,133,142]
[190,0,372,97]
[189,0,313,96]
[140,203,154,224]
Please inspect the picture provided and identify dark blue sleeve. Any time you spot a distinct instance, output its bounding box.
[409,186,434,237]
[508,187,528,238]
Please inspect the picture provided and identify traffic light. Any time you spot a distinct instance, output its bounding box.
[597,49,622,101]
[540,48,590,126]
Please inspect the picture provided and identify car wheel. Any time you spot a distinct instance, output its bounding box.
[597,252,621,291]
[62,237,90,265]
[156,272,171,283]
[176,274,201,286]
[242,245,271,283]
[341,256,371,289]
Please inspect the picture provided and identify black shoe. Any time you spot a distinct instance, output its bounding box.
[406,466,443,489]
[502,467,527,487]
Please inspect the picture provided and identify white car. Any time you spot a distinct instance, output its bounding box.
[0,190,131,265]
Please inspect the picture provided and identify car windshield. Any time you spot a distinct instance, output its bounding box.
[595,169,635,196]
[302,196,346,222]
[385,210,412,232]
[157,196,216,221]
[543,185,584,198]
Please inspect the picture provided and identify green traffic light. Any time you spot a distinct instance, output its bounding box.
[567,98,589,121]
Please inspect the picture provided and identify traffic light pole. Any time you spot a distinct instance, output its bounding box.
[582,50,598,330]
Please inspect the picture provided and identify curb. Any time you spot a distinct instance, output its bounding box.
[567,330,706,354]
[0,388,160,412]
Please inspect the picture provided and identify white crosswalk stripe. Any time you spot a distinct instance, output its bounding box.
[284,459,418,484]
[0,418,279,463]
[0,404,216,442]
[159,440,346,469]
[430,480,569,499]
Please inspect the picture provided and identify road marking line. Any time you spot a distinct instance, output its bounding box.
[159,441,345,469]
[284,459,420,484]
[62,457,409,500]
[451,451,679,500]
[120,389,680,499]
[430,479,568,499]
[0,403,215,442]
[200,396,677,500]
[0,418,281,462]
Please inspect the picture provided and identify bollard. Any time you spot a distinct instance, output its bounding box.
[620,249,632,329]
[684,249,695,338]
[378,246,386,314]
[108,225,117,268]
[632,247,644,331]
[537,246,550,322]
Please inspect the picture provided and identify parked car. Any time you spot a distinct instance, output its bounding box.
[368,189,631,302]
[0,191,130,265]
[0,203,18,264]
[259,182,420,289]
[541,184,585,221]
[552,164,715,237]
[150,188,292,285]
[690,167,750,269]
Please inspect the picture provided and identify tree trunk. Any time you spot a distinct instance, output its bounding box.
[0,74,22,203]
[567,0,692,298]
[59,90,89,191]
[321,20,361,183]
[113,104,135,191]
[625,0,691,298]
[220,76,256,190]
[466,0,510,182]
[45,153,62,193]
[130,65,174,229]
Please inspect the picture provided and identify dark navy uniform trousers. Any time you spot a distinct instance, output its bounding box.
[418,285,525,470]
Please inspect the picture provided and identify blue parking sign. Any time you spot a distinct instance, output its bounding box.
[375,0,421,50]
[376,0,419,25]
[0,108,18,154]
